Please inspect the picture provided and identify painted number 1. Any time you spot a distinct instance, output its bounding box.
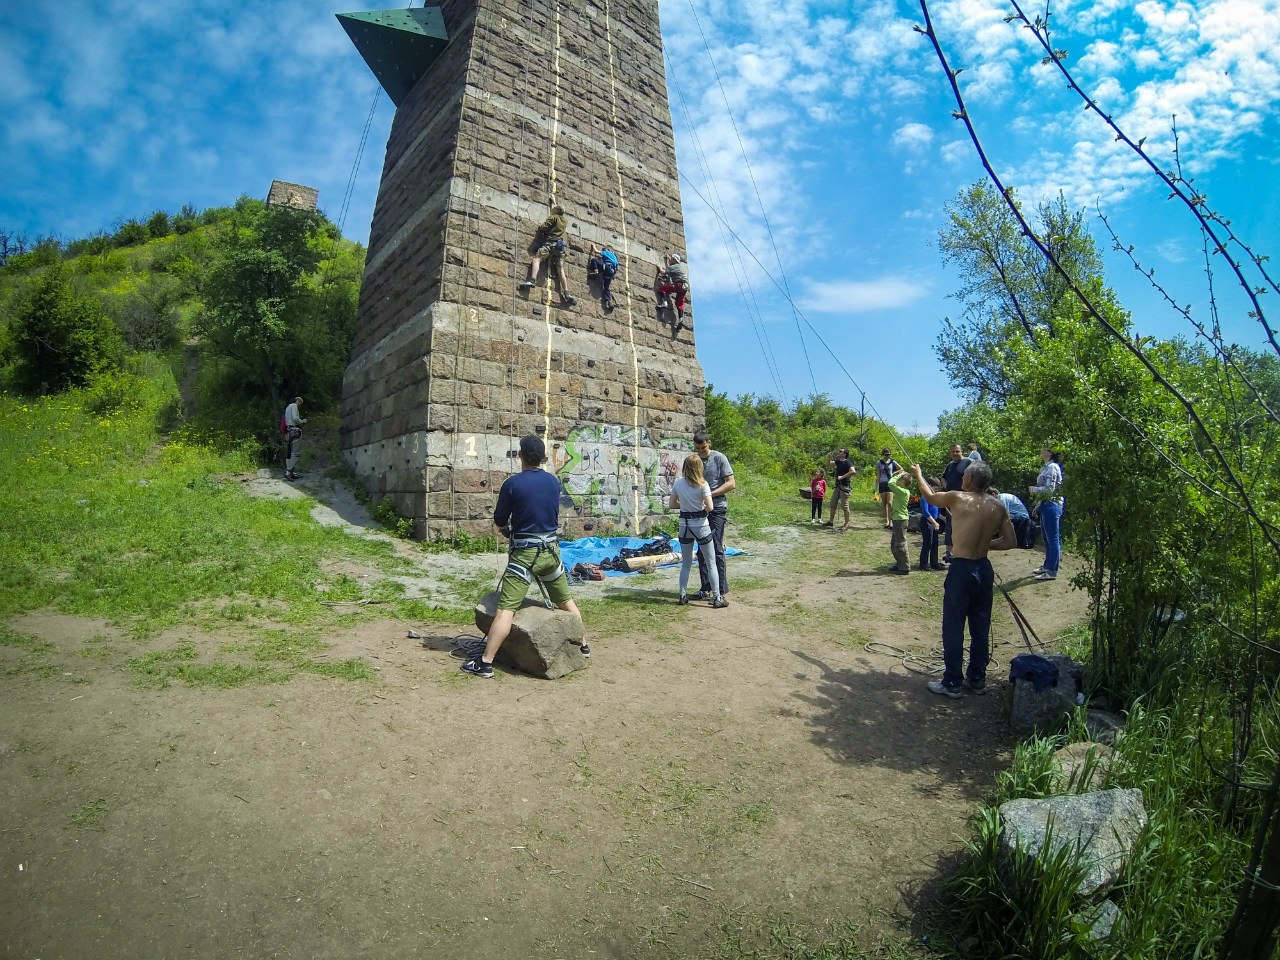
[465,436,477,457]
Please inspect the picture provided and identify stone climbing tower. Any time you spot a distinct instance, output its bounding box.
[338,0,705,539]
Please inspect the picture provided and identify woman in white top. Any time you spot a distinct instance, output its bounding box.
[669,453,727,607]
[1029,448,1064,581]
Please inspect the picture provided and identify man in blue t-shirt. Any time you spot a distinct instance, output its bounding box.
[460,435,588,678]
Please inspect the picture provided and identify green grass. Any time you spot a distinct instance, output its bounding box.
[68,797,110,829]
[0,367,434,688]
[0,369,425,637]
[936,697,1253,959]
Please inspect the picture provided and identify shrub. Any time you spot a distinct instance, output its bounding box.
[8,266,123,393]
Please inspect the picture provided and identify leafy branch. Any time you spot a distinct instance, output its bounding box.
[1002,0,1279,358]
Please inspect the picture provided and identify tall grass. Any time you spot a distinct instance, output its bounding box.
[936,698,1253,959]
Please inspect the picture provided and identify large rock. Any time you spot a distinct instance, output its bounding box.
[1085,708,1126,745]
[999,788,1147,897]
[1009,653,1084,736]
[474,592,586,680]
[1051,742,1115,793]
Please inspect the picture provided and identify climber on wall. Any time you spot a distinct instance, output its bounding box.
[655,252,689,331]
[518,197,576,307]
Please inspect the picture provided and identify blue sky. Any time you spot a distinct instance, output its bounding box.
[3,1,1278,434]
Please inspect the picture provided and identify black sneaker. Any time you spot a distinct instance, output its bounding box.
[460,658,493,678]
[561,295,576,307]
[579,643,591,658]
[711,597,729,609]
[964,677,987,695]
[518,280,534,291]
[676,594,689,606]
[691,590,710,601]
[930,564,948,571]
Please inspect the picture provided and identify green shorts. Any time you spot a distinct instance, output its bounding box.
[537,238,566,261]
[498,542,571,610]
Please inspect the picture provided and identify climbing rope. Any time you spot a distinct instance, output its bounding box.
[664,55,789,405]
[601,0,643,533]
[684,0,817,397]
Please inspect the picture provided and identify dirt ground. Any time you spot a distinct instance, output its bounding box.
[1,482,1090,960]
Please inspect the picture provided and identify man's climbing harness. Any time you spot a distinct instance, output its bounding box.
[503,532,562,609]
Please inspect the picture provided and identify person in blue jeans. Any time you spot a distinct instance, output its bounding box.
[913,460,1016,699]
[1029,448,1065,581]
[917,478,945,570]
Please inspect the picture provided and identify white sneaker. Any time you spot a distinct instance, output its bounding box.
[1034,571,1057,581]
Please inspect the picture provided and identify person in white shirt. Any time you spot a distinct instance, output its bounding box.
[283,397,306,481]
[668,453,726,608]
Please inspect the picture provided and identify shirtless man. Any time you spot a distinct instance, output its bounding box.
[913,459,1015,699]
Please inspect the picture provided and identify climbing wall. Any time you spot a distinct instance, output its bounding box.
[340,0,705,539]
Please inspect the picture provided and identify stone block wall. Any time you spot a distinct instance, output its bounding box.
[341,0,705,539]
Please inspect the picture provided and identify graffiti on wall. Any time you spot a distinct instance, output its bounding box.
[549,423,691,523]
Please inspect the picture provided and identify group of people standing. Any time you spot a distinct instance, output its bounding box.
[807,442,1064,583]
[457,430,737,678]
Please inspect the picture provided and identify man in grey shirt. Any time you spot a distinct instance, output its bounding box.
[692,430,735,599]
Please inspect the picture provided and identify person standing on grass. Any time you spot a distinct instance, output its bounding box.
[940,442,968,562]
[692,431,734,600]
[1029,448,1065,581]
[283,396,306,481]
[914,459,1016,700]
[886,469,913,574]
[876,448,903,530]
[809,467,826,524]
[918,478,944,570]
[669,453,727,608]
[460,435,588,679]
[824,449,856,531]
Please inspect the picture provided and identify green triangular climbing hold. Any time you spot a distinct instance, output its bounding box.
[337,8,450,107]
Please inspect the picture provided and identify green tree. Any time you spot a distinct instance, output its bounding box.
[194,203,358,417]
[146,210,172,239]
[113,219,149,248]
[937,181,1103,404]
[9,266,122,393]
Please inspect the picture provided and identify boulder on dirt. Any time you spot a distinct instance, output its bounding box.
[1085,708,1125,745]
[1050,742,1114,793]
[474,592,586,679]
[1009,653,1084,736]
[998,788,1147,897]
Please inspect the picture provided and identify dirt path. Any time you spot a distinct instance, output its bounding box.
[1,500,1089,959]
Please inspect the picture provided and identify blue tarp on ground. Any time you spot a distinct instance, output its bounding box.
[560,536,745,578]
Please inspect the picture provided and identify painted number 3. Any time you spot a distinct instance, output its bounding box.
[465,436,477,457]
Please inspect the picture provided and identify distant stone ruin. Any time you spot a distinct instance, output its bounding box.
[337,0,704,539]
[266,180,319,211]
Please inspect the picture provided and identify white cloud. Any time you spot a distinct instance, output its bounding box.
[892,122,934,150]
[801,278,928,313]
